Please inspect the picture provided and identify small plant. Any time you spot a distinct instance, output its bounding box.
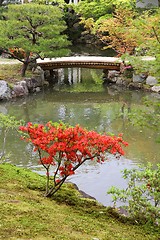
[107,163,160,225]
[19,121,128,197]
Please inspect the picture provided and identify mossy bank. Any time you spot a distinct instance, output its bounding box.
[0,163,159,240]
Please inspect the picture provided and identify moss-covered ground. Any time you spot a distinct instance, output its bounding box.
[0,163,159,240]
[0,59,32,83]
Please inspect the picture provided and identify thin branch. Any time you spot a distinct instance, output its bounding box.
[72,154,98,172]
[28,54,41,63]
[38,148,50,194]
[2,49,24,63]
[46,175,68,197]
[53,154,62,186]
[152,27,160,44]
[45,154,98,197]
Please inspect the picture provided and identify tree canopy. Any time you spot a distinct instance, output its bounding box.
[96,7,138,55]
[94,7,160,77]
[122,8,160,78]
[76,0,136,20]
[0,3,70,76]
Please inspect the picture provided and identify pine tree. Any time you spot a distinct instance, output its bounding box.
[0,3,70,76]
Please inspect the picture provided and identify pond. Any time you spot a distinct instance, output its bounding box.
[0,66,159,206]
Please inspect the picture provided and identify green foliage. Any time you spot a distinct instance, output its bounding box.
[91,69,104,85]
[76,0,113,21]
[0,4,70,56]
[96,7,137,55]
[127,98,160,130]
[0,113,22,129]
[0,114,24,161]
[63,5,85,43]
[108,163,160,225]
[122,8,160,78]
[76,0,136,21]
[0,3,70,75]
[0,5,5,20]
[33,0,66,5]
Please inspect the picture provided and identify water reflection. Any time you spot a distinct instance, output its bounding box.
[0,69,159,205]
[69,157,136,206]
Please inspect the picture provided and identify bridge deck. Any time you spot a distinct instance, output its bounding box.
[37,56,122,71]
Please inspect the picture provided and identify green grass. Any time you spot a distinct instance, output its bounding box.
[0,163,159,240]
[0,60,32,83]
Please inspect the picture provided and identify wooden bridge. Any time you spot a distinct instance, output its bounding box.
[37,56,122,71]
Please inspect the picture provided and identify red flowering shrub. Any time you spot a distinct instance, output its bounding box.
[19,122,128,197]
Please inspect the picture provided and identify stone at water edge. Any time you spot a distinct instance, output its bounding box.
[12,81,29,97]
[133,73,146,83]
[146,76,158,86]
[151,85,160,93]
[0,80,11,100]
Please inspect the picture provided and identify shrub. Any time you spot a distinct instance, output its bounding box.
[108,163,160,225]
[19,121,128,197]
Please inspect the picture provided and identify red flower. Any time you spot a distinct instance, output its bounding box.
[19,121,128,195]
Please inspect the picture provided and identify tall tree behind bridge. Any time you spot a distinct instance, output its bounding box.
[0,3,70,76]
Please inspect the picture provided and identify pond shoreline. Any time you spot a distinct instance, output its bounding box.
[0,57,160,101]
[1,163,159,239]
[0,70,160,102]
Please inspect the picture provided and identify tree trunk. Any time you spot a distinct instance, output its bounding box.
[21,55,30,77]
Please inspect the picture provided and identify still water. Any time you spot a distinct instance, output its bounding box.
[0,68,160,206]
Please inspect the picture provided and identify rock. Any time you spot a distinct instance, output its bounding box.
[12,81,29,97]
[32,66,45,83]
[108,70,120,83]
[128,82,143,90]
[35,87,41,92]
[0,80,11,100]
[118,207,130,217]
[140,73,148,79]
[108,70,120,78]
[25,76,44,91]
[146,76,158,86]
[68,182,96,200]
[151,85,160,93]
[20,81,29,93]
[116,77,124,85]
[44,70,51,79]
[33,66,44,77]
[133,73,146,83]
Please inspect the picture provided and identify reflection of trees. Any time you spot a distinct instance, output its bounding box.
[56,104,102,129]
[0,88,159,168]
[6,96,38,123]
[0,128,6,159]
[121,102,131,121]
[22,103,31,122]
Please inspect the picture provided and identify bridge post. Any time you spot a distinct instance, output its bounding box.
[49,69,54,77]
[103,69,109,74]
[103,69,109,83]
[47,69,59,84]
